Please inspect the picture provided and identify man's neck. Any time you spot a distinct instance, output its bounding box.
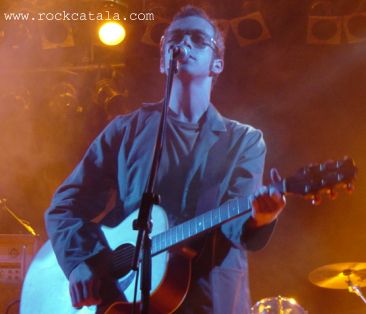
[168,78,211,124]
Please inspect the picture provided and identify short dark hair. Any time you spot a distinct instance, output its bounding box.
[165,5,225,60]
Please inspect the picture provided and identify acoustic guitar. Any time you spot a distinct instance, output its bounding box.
[20,157,356,314]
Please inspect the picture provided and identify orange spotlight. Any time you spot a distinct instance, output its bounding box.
[94,0,128,47]
[98,21,126,46]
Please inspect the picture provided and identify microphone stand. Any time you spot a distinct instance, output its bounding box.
[0,198,38,236]
[131,49,179,314]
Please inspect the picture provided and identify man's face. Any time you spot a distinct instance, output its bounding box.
[160,16,222,80]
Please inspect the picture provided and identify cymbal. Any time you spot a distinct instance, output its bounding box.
[309,262,366,289]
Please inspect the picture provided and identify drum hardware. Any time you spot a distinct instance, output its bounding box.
[309,262,366,305]
[0,233,40,284]
[0,198,40,314]
[0,198,39,284]
[251,295,307,313]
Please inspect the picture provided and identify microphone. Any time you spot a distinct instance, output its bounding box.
[171,45,190,62]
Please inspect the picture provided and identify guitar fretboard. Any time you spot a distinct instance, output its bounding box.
[150,155,357,256]
[151,196,250,255]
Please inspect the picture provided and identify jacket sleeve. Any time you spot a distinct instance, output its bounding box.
[220,127,276,251]
[44,117,124,278]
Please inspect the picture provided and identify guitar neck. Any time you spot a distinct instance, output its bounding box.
[150,179,288,256]
[151,196,252,256]
[150,153,357,256]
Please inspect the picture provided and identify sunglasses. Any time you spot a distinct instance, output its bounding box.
[162,29,218,52]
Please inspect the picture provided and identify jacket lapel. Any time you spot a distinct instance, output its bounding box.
[181,104,227,211]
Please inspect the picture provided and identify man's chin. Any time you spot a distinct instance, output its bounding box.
[175,68,196,81]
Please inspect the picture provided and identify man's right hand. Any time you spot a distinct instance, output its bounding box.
[69,262,102,308]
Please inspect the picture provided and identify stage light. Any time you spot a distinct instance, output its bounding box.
[41,21,74,49]
[230,1,271,47]
[0,86,31,114]
[141,17,170,47]
[1,22,33,49]
[343,12,366,43]
[0,4,35,49]
[95,0,128,47]
[307,1,342,45]
[98,0,128,15]
[48,82,83,117]
[98,22,126,46]
[95,78,129,120]
[307,16,342,44]
[140,2,169,47]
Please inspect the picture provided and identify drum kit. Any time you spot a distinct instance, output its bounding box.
[251,295,307,314]
[251,262,366,313]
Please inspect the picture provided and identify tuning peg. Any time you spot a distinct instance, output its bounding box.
[327,188,338,200]
[310,194,322,206]
[346,182,355,193]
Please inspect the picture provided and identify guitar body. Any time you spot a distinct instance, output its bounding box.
[105,253,192,314]
[20,205,192,314]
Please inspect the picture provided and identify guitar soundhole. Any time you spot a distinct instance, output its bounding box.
[111,243,135,279]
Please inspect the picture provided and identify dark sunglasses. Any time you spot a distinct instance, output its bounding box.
[162,29,218,52]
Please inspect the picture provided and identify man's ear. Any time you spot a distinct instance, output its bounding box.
[160,55,166,74]
[210,58,224,75]
[159,39,167,74]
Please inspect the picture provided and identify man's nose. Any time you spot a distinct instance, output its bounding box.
[179,34,193,48]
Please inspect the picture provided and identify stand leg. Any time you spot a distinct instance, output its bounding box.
[141,236,152,314]
[349,285,366,305]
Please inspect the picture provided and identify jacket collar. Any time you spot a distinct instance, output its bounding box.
[142,101,227,133]
[204,103,227,133]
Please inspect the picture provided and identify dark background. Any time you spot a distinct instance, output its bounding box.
[0,0,365,313]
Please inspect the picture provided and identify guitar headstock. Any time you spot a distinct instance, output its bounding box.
[283,157,357,205]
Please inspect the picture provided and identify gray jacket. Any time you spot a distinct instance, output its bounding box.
[45,102,275,313]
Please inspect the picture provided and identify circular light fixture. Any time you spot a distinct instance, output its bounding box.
[348,14,366,39]
[44,21,69,44]
[311,19,338,40]
[238,18,263,40]
[98,22,126,46]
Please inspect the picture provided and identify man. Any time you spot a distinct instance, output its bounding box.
[45,5,285,314]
